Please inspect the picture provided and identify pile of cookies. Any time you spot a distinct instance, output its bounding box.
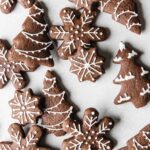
[0,0,150,149]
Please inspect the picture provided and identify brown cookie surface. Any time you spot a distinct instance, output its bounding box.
[0,0,36,14]
[62,108,114,150]
[0,0,17,13]
[9,2,54,70]
[98,0,141,34]
[50,7,107,60]
[69,47,104,82]
[41,70,73,136]
[0,39,30,89]
[0,123,51,150]
[113,42,150,108]
[69,0,98,10]
[9,88,42,125]
[120,124,150,150]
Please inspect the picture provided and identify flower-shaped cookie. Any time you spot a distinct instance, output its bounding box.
[62,108,114,150]
[69,48,104,82]
[0,123,50,150]
[50,7,107,59]
[9,89,42,125]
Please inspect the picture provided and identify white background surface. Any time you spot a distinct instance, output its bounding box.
[0,0,150,149]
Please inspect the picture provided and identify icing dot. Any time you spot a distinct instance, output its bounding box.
[84,63,90,69]
[88,136,91,140]
[66,125,69,128]
[91,111,95,115]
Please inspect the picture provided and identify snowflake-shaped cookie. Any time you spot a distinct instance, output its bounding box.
[0,39,30,89]
[62,108,114,150]
[0,123,50,150]
[69,48,104,82]
[9,89,42,125]
[50,7,107,59]
[69,0,98,10]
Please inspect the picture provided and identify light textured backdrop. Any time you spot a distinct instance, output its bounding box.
[0,0,150,149]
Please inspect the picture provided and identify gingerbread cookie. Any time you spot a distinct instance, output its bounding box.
[41,71,73,136]
[0,123,51,150]
[0,0,35,14]
[69,47,104,82]
[63,108,114,150]
[69,0,98,10]
[98,0,141,34]
[113,42,150,108]
[0,0,16,14]
[50,7,107,60]
[0,39,30,89]
[9,2,54,70]
[9,88,42,125]
[120,124,150,150]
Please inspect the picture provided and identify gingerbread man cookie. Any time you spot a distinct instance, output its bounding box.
[9,88,42,125]
[69,47,104,82]
[41,71,73,136]
[0,39,30,89]
[63,108,114,150]
[50,7,107,60]
[113,42,150,108]
[9,2,54,70]
[0,0,35,14]
[0,123,51,150]
[120,124,150,150]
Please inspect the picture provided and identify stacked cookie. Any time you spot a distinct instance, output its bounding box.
[0,0,149,150]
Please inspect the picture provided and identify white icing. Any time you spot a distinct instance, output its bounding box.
[119,41,126,51]
[7,125,44,149]
[51,9,104,56]
[141,67,149,76]
[118,93,131,103]
[99,0,111,12]
[140,83,150,96]
[64,109,113,149]
[41,74,73,132]
[63,10,75,25]
[113,0,141,30]
[133,131,150,150]
[73,0,89,8]
[70,49,103,81]
[9,90,41,124]
[128,50,138,59]
[0,0,15,9]
[114,72,135,82]
[0,47,29,87]
[14,3,53,62]
[113,56,122,62]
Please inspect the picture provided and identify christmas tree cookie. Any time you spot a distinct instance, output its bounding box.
[120,124,150,150]
[9,2,54,70]
[113,42,150,108]
[41,71,73,136]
